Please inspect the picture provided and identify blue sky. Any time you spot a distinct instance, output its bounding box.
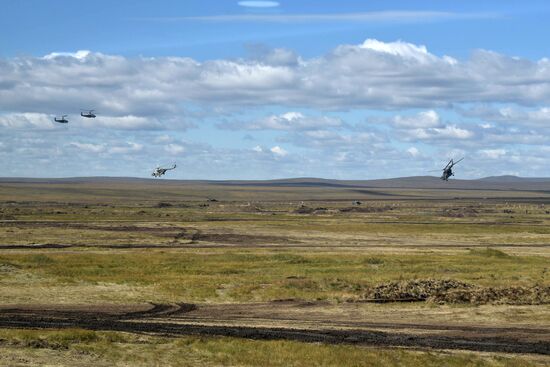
[1,0,550,179]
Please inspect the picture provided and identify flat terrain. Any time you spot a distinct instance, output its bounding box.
[0,177,549,366]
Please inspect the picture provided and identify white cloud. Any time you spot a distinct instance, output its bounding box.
[69,142,105,153]
[2,39,550,179]
[4,39,550,118]
[108,142,143,154]
[0,113,55,129]
[270,146,288,156]
[390,110,474,141]
[393,110,441,128]
[224,112,343,131]
[280,128,385,150]
[360,39,457,65]
[407,147,420,157]
[82,115,163,130]
[238,1,279,8]
[406,125,474,140]
[154,135,173,144]
[466,106,550,127]
[43,50,91,60]
[165,144,185,155]
[480,149,506,159]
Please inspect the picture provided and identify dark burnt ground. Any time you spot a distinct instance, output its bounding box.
[0,242,548,250]
[0,303,548,355]
[0,221,298,247]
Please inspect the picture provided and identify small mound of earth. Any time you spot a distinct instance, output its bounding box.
[339,206,393,213]
[294,206,314,214]
[441,207,479,218]
[432,285,550,305]
[364,279,550,305]
[366,279,473,302]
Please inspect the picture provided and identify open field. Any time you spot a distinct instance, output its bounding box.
[0,178,549,366]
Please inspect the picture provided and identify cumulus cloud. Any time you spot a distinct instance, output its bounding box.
[4,39,550,118]
[81,115,164,130]
[43,50,91,60]
[290,130,383,149]
[460,105,550,127]
[246,45,300,66]
[222,111,343,131]
[405,125,474,140]
[391,110,474,141]
[393,110,441,128]
[407,147,420,157]
[69,142,105,153]
[359,39,457,65]
[165,144,185,155]
[108,142,143,154]
[480,148,506,159]
[0,113,56,130]
[2,39,550,178]
[270,145,288,156]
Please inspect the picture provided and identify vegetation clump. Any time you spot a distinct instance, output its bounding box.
[431,285,550,305]
[294,205,314,214]
[468,248,510,258]
[365,279,550,305]
[366,279,473,302]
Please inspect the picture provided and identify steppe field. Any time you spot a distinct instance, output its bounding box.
[0,177,548,366]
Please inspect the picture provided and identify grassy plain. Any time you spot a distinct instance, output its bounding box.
[0,179,549,366]
[0,328,547,367]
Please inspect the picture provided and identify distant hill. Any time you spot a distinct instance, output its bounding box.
[477,175,550,183]
[1,175,550,191]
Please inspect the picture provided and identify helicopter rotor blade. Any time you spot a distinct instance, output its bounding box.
[453,157,465,165]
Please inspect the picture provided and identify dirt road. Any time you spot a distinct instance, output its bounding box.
[0,302,548,355]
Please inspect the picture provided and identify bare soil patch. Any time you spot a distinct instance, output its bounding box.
[0,303,548,354]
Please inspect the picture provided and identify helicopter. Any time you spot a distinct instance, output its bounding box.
[152,163,177,178]
[440,157,464,181]
[80,109,96,118]
[54,115,69,124]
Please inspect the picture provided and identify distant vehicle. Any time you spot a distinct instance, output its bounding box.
[440,158,464,181]
[80,109,96,118]
[152,163,176,177]
[54,115,69,123]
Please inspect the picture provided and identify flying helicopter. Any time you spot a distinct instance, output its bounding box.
[152,163,177,178]
[440,158,464,181]
[80,109,96,118]
[54,115,69,124]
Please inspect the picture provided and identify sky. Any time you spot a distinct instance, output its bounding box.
[1,0,550,179]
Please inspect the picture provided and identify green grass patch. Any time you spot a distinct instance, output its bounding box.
[0,328,544,367]
[0,249,546,303]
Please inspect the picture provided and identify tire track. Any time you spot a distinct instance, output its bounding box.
[0,304,548,355]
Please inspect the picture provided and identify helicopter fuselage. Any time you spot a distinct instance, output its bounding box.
[441,168,453,181]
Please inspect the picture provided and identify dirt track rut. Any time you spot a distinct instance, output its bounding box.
[0,303,548,355]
